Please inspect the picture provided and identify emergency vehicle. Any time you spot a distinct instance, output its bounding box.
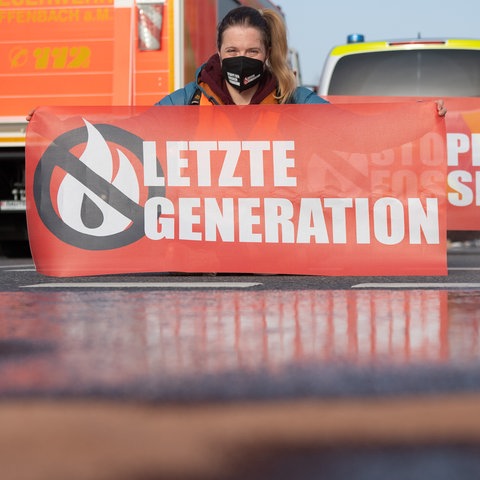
[0,0,284,255]
[318,36,480,239]
[318,35,480,97]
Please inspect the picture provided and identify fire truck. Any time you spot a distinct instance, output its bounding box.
[0,0,284,255]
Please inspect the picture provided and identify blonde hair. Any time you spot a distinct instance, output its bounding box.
[261,9,297,103]
[217,6,297,103]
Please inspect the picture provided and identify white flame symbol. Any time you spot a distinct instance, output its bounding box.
[57,119,139,236]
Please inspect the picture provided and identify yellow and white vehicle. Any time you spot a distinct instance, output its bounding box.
[318,35,480,239]
[318,35,480,97]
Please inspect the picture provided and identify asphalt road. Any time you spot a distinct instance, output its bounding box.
[2,248,480,480]
[2,246,480,402]
[2,246,480,291]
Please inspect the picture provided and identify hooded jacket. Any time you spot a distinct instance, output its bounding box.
[155,54,328,106]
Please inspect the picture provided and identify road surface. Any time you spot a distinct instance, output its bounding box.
[1,248,480,479]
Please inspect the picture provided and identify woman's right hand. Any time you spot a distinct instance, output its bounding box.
[26,108,36,122]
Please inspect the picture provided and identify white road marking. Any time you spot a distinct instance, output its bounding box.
[0,264,34,270]
[352,283,480,289]
[21,282,263,289]
[448,267,480,270]
[5,268,36,272]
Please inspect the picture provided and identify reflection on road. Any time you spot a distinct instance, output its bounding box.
[0,289,479,395]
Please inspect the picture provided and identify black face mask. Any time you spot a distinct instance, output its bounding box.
[221,56,265,92]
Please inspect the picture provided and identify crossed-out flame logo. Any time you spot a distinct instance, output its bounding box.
[34,119,165,250]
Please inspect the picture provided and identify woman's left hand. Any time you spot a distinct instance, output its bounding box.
[435,99,447,117]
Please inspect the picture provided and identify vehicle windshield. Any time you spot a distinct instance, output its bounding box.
[328,49,480,96]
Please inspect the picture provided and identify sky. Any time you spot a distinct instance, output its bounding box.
[276,0,480,87]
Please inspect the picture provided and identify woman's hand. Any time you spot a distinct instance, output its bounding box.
[26,108,36,122]
[435,99,447,117]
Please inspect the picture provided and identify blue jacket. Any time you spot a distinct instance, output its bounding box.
[155,65,328,106]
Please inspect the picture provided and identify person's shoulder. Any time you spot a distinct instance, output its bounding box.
[155,81,198,106]
[292,86,329,104]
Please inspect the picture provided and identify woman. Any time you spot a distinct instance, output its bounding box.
[156,6,327,106]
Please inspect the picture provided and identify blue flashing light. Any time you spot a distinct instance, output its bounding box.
[347,33,365,43]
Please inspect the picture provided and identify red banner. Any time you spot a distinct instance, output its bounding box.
[25,103,447,277]
[328,96,480,230]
